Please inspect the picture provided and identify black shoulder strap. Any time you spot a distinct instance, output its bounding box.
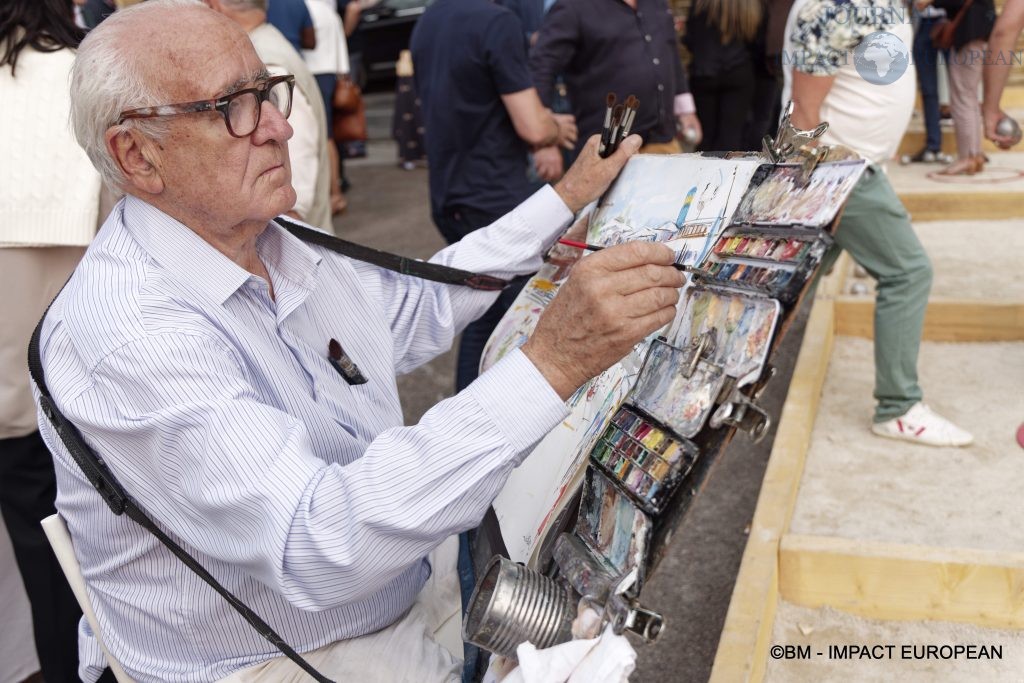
[28,226,515,681]
[276,217,510,291]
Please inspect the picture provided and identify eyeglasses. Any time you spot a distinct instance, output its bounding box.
[116,75,295,138]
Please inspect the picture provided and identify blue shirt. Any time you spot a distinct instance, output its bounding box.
[36,190,572,681]
[267,0,314,53]
[411,0,541,218]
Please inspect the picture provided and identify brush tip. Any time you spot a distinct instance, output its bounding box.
[607,92,616,106]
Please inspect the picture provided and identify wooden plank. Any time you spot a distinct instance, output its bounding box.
[779,534,1024,628]
[709,299,836,683]
[834,298,1024,342]
[900,192,1024,222]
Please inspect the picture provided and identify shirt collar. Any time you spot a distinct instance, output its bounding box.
[121,196,322,305]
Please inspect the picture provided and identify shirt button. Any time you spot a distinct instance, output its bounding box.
[653,57,660,65]
[658,84,665,91]
[645,34,652,41]
[637,11,643,17]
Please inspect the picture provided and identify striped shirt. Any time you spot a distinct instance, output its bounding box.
[36,190,572,681]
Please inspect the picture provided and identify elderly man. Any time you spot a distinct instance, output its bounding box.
[40,1,681,680]
[207,0,333,233]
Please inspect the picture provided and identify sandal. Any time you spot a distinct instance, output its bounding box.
[937,158,979,176]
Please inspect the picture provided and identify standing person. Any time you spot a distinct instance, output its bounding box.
[924,0,995,175]
[982,0,1024,145]
[0,1,109,680]
[905,3,952,163]
[207,0,334,233]
[529,0,701,179]
[684,0,762,152]
[43,3,672,680]
[302,0,350,214]
[410,0,576,392]
[784,0,973,446]
[266,0,316,52]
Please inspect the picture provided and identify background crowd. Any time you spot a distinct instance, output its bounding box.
[2,0,1021,680]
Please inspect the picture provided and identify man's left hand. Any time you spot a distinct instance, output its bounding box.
[534,145,565,182]
[677,113,703,147]
[554,133,642,213]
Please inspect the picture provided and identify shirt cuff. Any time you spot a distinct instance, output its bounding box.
[464,347,570,462]
[674,93,696,116]
[511,185,575,252]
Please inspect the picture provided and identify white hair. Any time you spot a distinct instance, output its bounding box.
[70,0,205,189]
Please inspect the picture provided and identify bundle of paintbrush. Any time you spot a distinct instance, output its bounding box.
[598,93,640,158]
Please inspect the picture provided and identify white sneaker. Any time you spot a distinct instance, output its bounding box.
[871,402,974,447]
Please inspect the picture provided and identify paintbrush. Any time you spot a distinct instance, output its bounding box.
[556,238,698,272]
[621,96,639,140]
[598,93,617,157]
[600,104,626,159]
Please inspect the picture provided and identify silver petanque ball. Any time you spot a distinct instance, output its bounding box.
[995,116,1022,146]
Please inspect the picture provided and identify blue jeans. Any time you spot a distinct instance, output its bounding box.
[913,16,949,152]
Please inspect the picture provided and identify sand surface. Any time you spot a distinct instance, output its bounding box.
[765,601,1024,683]
[886,152,1024,194]
[842,219,1024,301]
[789,337,1024,552]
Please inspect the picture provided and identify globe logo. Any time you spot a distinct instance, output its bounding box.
[853,31,910,85]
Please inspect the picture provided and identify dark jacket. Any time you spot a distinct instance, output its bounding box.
[684,5,757,79]
[934,0,996,49]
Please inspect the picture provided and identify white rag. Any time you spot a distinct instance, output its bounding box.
[483,623,637,683]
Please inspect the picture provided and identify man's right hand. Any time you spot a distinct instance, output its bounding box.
[521,242,684,400]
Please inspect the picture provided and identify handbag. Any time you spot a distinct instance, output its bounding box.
[333,75,368,143]
[929,0,974,50]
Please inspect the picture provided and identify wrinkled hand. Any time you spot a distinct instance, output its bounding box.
[553,113,578,150]
[534,145,565,182]
[522,242,684,400]
[554,133,642,213]
[677,113,702,147]
[984,107,1016,149]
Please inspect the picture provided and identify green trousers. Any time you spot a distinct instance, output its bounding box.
[818,164,933,422]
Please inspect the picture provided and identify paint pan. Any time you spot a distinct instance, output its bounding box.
[591,404,699,515]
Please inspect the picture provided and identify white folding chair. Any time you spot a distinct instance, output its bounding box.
[40,514,134,683]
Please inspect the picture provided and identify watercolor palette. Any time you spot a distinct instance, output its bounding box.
[629,338,726,439]
[730,161,865,228]
[575,467,652,577]
[671,288,781,387]
[711,233,815,263]
[590,405,699,515]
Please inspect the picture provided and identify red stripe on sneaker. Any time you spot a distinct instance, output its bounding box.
[914,426,926,436]
[897,419,904,433]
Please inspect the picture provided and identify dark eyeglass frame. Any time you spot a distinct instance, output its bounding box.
[116,74,296,138]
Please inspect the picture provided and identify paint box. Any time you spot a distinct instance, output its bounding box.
[590,404,699,515]
[575,467,652,578]
[694,226,831,303]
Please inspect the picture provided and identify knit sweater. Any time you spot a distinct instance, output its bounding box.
[0,47,101,247]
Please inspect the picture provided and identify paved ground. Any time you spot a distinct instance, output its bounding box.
[336,94,811,681]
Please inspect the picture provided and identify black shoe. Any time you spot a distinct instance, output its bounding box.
[899,148,950,165]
